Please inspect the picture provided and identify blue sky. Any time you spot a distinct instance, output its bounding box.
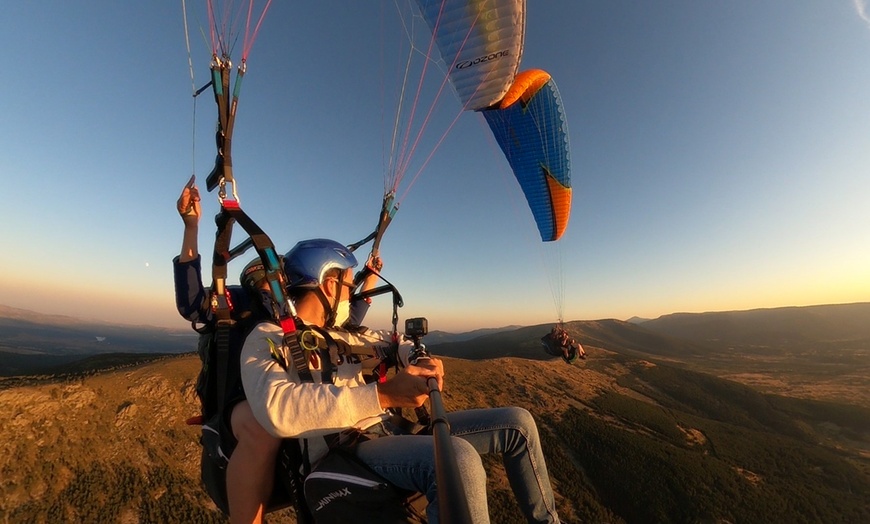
[1,1,868,333]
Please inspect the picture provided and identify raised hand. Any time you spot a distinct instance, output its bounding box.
[177,174,201,225]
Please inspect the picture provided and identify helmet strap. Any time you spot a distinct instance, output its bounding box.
[314,286,338,328]
[330,282,343,328]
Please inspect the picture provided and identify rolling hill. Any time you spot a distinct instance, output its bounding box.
[639,302,870,349]
[430,319,711,361]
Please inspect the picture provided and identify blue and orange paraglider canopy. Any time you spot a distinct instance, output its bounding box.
[367,0,571,246]
[482,69,572,242]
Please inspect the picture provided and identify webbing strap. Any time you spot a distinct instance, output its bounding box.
[206,59,234,193]
[371,192,396,257]
[198,53,315,519]
[212,205,234,284]
[220,201,295,314]
[210,205,235,419]
[305,325,341,384]
[346,192,397,259]
[279,440,313,524]
[209,199,311,387]
[215,300,235,413]
[213,313,232,417]
[281,317,312,383]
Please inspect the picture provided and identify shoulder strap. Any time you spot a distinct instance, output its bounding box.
[202,285,235,422]
[280,317,314,383]
[306,325,340,385]
[209,198,314,383]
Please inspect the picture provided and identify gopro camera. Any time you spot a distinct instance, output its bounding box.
[405,317,428,337]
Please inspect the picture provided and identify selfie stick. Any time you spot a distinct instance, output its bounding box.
[407,320,473,524]
[426,375,473,524]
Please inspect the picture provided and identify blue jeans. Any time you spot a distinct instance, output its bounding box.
[353,406,560,523]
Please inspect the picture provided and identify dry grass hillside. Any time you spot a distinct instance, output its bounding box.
[0,356,209,522]
[2,354,612,523]
[1,303,869,522]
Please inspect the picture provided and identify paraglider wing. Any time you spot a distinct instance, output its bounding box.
[414,0,526,111]
[482,69,571,241]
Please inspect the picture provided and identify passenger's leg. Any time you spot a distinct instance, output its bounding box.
[227,400,282,524]
[354,434,490,523]
[449,407,560,523]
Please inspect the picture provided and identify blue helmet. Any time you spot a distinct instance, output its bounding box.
[283,239,358,290]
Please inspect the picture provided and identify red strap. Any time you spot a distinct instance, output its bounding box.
[280,316,296,334]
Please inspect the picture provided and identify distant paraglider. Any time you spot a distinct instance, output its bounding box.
[540,325,585,364]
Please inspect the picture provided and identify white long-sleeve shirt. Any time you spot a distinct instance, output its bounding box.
[240,322,412,462]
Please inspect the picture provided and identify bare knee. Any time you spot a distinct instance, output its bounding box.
[231,401,281,456]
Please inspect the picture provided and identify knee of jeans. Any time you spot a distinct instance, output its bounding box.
[451,437,485,482]
[505,406,535,431]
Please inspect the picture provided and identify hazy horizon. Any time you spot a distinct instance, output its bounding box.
[2,300,867,334]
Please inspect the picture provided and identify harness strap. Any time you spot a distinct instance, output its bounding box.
[209,205,236,420]
[305,325,343,384]
[209,197,312,394]
[371,192,397,257]
[345,230,376,253]
[282,317,313,383]
[213,292,233,419]
[279,440,314,524]
[206,58,237,194]
[197,50,317,520]
[351,269,404,339]
[346,191,397,256]
[221,201,296,318]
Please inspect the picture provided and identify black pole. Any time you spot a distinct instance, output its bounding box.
[426,376,474,524]
[407,326,474,524]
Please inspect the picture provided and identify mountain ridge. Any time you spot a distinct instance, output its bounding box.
[640,302,870,347]
[4,301,866,352]
[4,302,868,380]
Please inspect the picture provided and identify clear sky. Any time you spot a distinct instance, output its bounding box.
[2,1,868,333]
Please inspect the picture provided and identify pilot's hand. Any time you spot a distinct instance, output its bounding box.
[177,175,201,225]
